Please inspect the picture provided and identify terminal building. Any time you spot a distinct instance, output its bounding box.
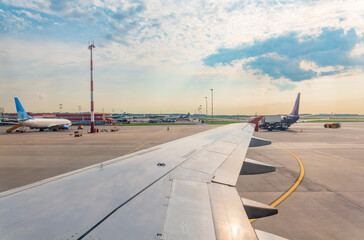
[6,112,107,125]
[55,113,107,125]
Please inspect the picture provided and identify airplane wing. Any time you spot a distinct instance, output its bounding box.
[0,121,281,239]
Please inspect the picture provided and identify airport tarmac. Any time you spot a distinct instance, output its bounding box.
[0,124,217,191]
[240,122,364,239]
[0,122,363,239]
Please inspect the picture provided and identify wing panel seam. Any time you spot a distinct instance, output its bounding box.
[77,143,209,239]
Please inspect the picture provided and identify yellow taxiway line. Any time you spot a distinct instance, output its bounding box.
[250,145,305,223]
[313,154,364,166]
[124,130,169,156]
[123,131,307,224]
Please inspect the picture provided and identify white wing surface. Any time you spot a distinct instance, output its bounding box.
[0,122,278,240]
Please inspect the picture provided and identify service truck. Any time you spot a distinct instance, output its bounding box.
[259,115,289,131]
[259,93,301,131]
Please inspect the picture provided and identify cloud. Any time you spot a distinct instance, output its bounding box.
[203,28,364,82]
[2,0,364,66]
[270,78,296,91]
[350,42,364,57]
[14,10,47,22]
[0,8,31,31]
[49,0,69,12]
[37,92,46,100]
[111,2,145,21]
[1,0,49,12]
[1,0,364,113]
[49,0,73,12]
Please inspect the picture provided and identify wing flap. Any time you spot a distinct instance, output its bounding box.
[181,149,228,175]
[163,179,216,240]
[255,230,288,240]
[81,175,172,240]
[0,135,209,239]
[240,158,276,175]
[208,183,258,240]
[212,125,254,186]
[0,123,265,239]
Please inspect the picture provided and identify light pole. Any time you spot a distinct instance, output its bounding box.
[78,106,81,113]
[210,89,213,124]
[88,41,96,133]
[59,104,63,113]
[205,97,208,120]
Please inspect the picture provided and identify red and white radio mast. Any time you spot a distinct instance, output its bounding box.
[88,42,95,133]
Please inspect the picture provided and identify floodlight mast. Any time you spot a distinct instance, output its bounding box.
[88,42,95,133]
[210,89,213,124]
[205,96,208,120]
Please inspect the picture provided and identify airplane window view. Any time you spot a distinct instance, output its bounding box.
[0,1,363,239]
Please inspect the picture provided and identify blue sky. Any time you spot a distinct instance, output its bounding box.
[204,28,364,82]
[1,0,364,114]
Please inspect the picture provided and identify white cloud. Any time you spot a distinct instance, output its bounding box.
[2,0,364,66]
[2,0,49,11]
[0,10,31,31]
[97,0,364,67]
[0,38,86,67]
[14,10,47,22]
[1,0,364,113]
[300,60,344,74]
[350,42,364,57]
[37,92,47,100]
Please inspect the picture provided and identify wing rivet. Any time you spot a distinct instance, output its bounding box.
[157,163,166,167]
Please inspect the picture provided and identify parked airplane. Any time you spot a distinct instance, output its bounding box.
[106,112,131,123]
[328,112,333,120]
[260,93,300,131]
[0,116,285,239]
[148,113,191,123]
[179,112,190,120]
[14,97,72,131]
[107,112,127,119]
[283,92,300,126]
[300,112,334,122]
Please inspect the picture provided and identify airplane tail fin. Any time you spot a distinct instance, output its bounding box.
[289,93,300,116]
[328,112,333,119]
[248,116,263,132]
[14,97,33,120]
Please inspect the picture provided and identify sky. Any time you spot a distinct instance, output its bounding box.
[1,0,364,115]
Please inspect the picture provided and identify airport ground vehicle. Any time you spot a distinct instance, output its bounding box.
[6,123,22,133]
[74,131,82,137]
[259,115,289,131]
[259,93,300,131]
[324,123,341,128]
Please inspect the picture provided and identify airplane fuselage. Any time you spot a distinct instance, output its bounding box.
[284,115,300,127]
[19,118,72,129]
